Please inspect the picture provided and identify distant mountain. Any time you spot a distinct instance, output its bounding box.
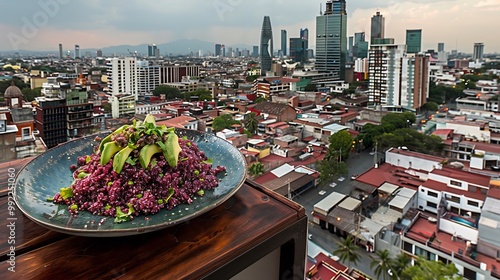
[0,39,254,57]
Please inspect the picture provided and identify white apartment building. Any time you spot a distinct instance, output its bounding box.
[368,44,406,108]
[107,57,138,100]
[368,44,430,111]
[136,60,160,96]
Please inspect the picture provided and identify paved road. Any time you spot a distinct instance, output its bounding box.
[292,150,378,279]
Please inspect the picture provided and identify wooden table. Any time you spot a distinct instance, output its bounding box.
[0,160,307,280]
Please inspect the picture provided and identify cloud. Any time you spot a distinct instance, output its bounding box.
[0,0,498,52]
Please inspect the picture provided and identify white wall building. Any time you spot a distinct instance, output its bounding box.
[107,57,138,100]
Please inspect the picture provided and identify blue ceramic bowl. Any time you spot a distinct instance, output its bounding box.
[14,129,246,237]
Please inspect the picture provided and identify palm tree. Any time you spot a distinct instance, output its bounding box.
[333,235,360,269]
[248,162,264,178]
[370,249,393,280]
[245,112,259,135]
[392,253,411,279]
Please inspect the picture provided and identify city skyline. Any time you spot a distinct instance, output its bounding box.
[1,0,499,53]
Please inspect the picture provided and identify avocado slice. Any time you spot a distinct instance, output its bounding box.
[100,141,122,165]
[112,146,135,174]
[143,114,156,126]
[164,132,181,167]
[98,124,129,152]
[139,144,162,169]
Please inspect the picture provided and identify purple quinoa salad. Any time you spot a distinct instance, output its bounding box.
[51,114,226,223]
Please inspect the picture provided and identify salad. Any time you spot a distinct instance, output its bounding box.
[51,114,226,223]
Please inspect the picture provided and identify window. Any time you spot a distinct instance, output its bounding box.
[468,200,479,207]
[22,127,31,140]
[427,201,437,209]
[428,191,438,198]
[446,194,461,203]
[450,180,462,187]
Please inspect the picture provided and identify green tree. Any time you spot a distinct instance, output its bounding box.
[317,159,347,185]
[22,87,42,102]
[391,253,411,279]
[423,102,439,113]
[326,130,353,161]
[102,103,112,113]
[370,249,393,280]
[244,112,259,135]
[401,257,463,280]
[245,75,259,82]
[381,112,415,129]
[152,85,182,99]
[0,78,28,94]
[183,89,213,101]
[333,236,360,269]
[212,114,241,132]
[248,162,265,177]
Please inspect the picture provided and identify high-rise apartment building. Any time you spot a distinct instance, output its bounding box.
[368,43,406,107]
[148,44,158,57]
[368,42,430,110]
[300,28,309,50]
[353,32,368,59]
[253,46,259,57]
[370,11,385,44]
[59,44,63,59]
[281,30,287,56]
[289,38,307,63]
[260,16,273,73]
[136,60,160,96]
[160,64,199,84]
[74,45,80,59]
[106,57,138,99]
[406,29,422,54]
[315,0,348,80]
[96,49,103,57]
[473,43,484,62]
[406,54,430,110]
[438,43,445,52]
[215,44,222,56]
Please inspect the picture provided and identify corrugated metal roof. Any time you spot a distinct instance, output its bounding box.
[389,195,410,210]
[338,197,361,211]
[270,163,294,178]
[314,192,346,213]
[397,187,417,198]
[378,182,399,194]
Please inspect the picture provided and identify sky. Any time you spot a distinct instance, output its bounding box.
[0,0,499,53]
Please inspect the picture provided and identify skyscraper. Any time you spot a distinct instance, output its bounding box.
[473,43,484,62]
[215,44,222,56]
[289,37,307,63]
[368,42,429,110]
[59,43,63,59]
[300,28,309,50]
[260,16,273,73]
[281,29,287,56]
[315,0,348,80]
[406,29,422,54]
[148,44,157,57]
[370,11,385,44]
[438,43,445,52]
[74,45,80,59]
[253,46,259,57]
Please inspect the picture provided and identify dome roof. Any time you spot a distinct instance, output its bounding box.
[4,84,23,98]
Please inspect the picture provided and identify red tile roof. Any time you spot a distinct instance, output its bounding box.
[422,179,487,201]
[431,167,490,188]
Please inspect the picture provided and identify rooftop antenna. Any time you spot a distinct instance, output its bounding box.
[320,2,323,15]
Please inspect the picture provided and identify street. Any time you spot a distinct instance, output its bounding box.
[292,150,377,279]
